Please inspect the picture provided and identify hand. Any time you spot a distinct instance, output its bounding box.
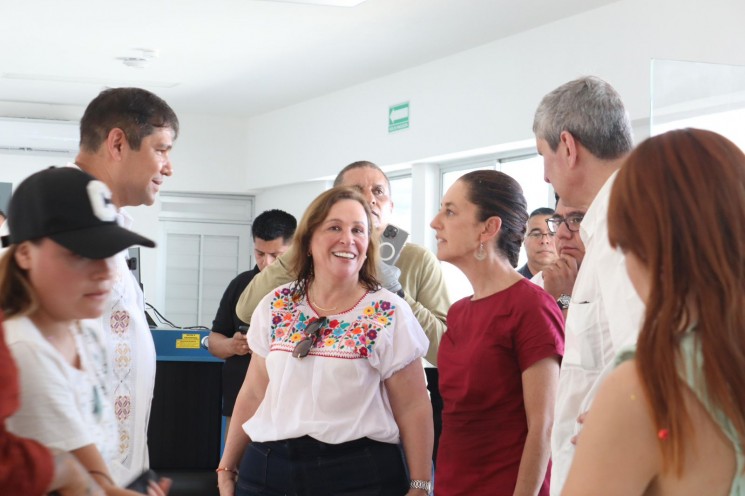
[542,254,579,300]
[570,411,588,445]
[377,259,403,295]
[230,332,251,356]
[146,477,172,496]
[217,470,237,496]
[405,489,429,496]
[49,450,105,496]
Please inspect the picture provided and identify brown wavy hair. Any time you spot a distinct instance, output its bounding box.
[608,128,745,474]
[290,186,380,298]
[0,244,39,318]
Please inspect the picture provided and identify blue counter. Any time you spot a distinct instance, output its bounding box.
[148,328,225,468]
[151,328,223,363]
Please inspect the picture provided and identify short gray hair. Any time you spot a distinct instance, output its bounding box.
[533,76,633,160]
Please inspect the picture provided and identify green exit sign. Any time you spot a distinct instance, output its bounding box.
[388,101,410,133]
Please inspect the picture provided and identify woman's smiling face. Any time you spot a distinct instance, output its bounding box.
[309,199,370,282]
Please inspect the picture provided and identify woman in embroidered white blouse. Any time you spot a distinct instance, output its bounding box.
[218,186,434,496]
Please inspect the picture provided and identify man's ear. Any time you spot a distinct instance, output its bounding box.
[559,130,579,169]
[14,242,33,270]
[106,128,128,161]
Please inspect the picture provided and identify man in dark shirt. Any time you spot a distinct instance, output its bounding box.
[207,209,296,435]
[517,207,557,278]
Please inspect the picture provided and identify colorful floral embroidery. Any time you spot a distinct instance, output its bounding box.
[267,291,396,359]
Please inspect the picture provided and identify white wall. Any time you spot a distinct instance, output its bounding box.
[254,179,331,224]
[243,0,745,191]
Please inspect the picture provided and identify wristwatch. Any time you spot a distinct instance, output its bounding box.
[410,480,432,493]
[556,293,571,310]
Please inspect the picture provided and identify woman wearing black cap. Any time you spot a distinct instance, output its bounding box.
[0,167,168,496]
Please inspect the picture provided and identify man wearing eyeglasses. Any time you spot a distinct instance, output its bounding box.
[536,200,587,316]
[517,207,558,279]
[533,76,645,495]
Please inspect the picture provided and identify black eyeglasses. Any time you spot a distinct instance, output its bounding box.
[292,317,328,359]
[526,231,555,240]
[546,214,584,233]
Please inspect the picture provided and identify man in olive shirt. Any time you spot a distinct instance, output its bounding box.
[235,160,450,460]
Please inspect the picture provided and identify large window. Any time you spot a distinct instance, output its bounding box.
[650,59,745,150]
[438,152,553,301]
[388,174,412,234]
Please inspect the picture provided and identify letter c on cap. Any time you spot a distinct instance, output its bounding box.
[87,180,117,222]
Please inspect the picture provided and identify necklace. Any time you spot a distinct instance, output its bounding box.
[310,296,338,312]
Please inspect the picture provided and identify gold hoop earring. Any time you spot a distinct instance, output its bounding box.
[474,242,486,261]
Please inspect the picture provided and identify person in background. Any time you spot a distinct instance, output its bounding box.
[235,160,450,463]
[0,209,6,224]
[1,167,168,495]
[532,200,587,318]
[533,76,644,494]
[563,129,745,495]
[1,312,105,496]
[430,170,564,495]
[517,207,557,279]
[208,209,297,438]
[218,187,433,496]
[73,87,178,485]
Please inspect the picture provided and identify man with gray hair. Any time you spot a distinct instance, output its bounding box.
[532,76,644,494]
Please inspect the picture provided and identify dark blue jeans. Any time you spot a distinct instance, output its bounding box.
[236,436,409,496]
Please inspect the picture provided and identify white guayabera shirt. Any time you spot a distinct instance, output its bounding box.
[549,172,645,496]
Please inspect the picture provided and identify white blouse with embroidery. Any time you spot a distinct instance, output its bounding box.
[5,316,119,470]
[244,283,429,445]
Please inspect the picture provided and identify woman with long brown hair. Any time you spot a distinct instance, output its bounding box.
[217,186,433,496]
[562,128,745,495]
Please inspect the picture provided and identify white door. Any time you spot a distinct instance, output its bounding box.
[157,221,252,329]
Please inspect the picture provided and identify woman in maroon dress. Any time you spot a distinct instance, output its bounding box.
[430,170,564,495]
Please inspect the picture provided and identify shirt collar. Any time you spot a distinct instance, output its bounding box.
[579,170,619,243]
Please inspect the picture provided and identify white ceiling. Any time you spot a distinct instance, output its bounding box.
[0,0,618,118]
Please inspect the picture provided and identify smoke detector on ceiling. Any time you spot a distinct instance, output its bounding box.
[118,48,159,69]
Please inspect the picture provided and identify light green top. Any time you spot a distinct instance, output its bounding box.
[616,331,744,495]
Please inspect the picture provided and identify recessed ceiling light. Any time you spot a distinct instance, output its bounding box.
[257,0,368,6]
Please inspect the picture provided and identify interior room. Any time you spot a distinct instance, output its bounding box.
[1,0,744,494]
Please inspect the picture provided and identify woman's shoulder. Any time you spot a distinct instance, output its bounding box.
[360,288,409,317]
[590,359,655,436]
[505,278,564,323]
[263,281,301,308]
[3,316,42,346]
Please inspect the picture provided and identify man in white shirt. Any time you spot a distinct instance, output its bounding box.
[74,88,179,485]
[532,76,644,495]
